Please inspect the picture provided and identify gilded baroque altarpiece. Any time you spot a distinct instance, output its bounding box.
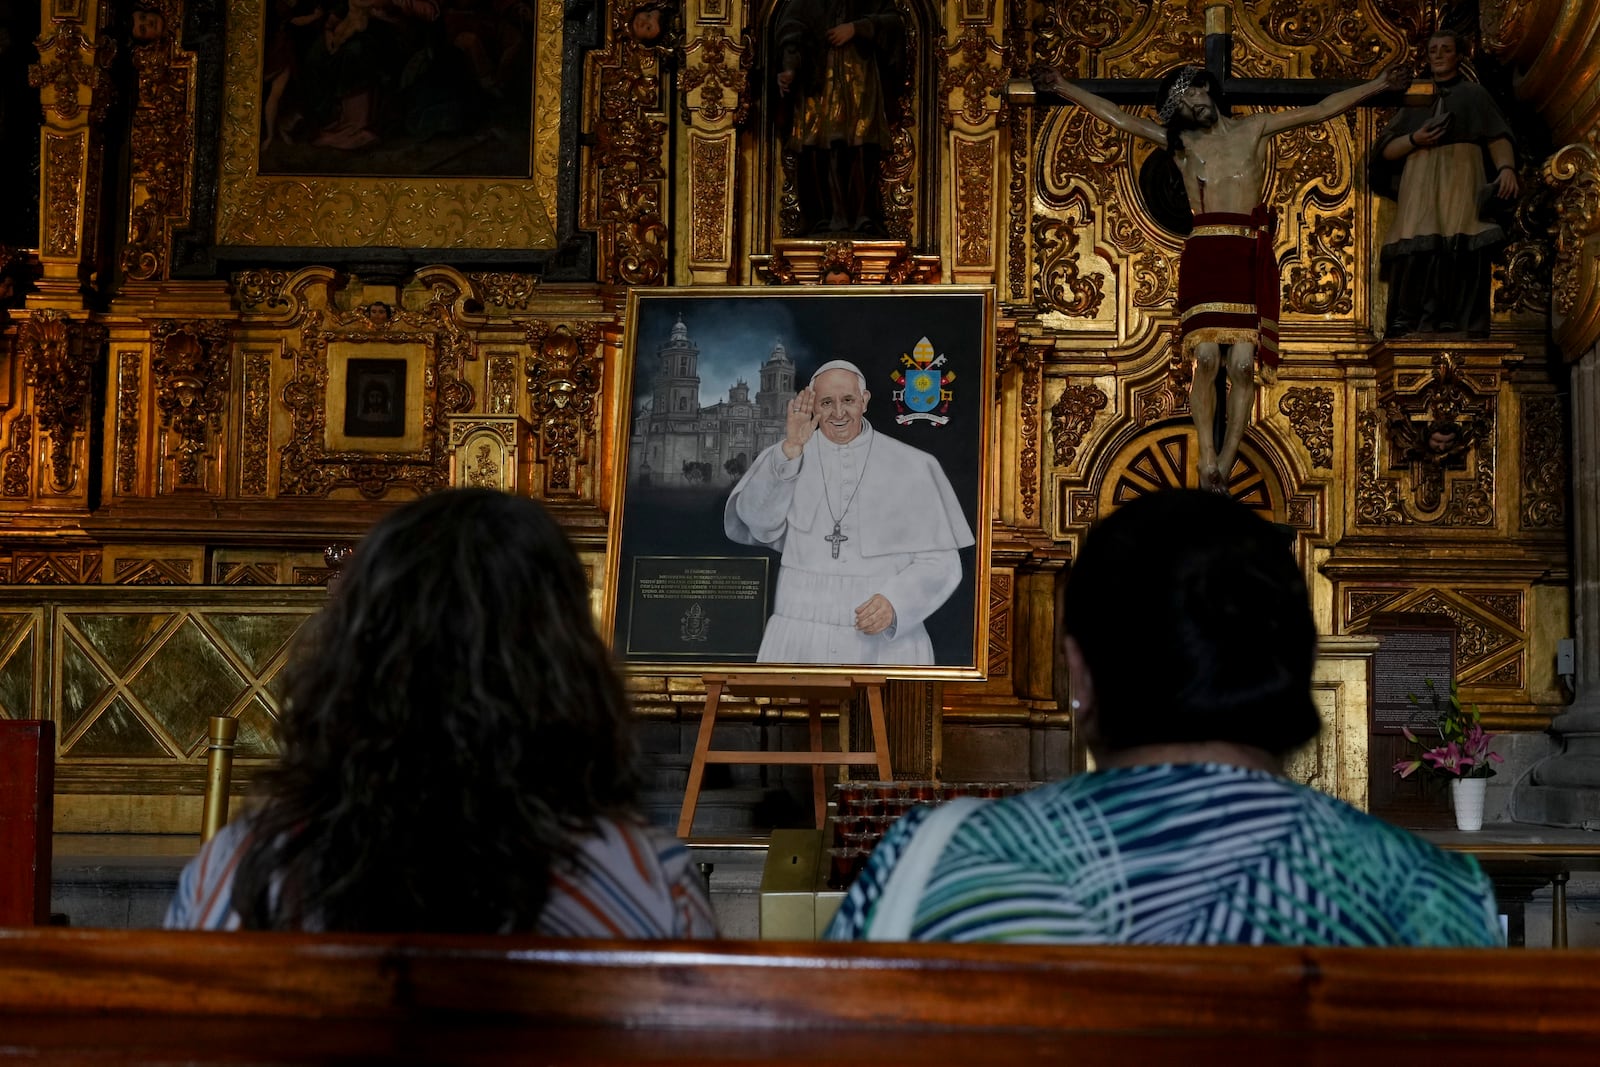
[0,0,1598,829]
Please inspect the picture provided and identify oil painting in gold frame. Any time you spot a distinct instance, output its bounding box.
[604,286,995,679]
[213,0,563,252]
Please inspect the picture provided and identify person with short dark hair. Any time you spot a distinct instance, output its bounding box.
[826,490,1499,945]
[166,489,716,937]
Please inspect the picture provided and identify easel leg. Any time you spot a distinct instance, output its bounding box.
[866,684,893,782]
[1553,870,1570,949]
[678,680,723,839]
[809,698,826,830]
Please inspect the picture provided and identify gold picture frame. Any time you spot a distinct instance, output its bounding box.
[214,0,564,251]
[603,286,995,679]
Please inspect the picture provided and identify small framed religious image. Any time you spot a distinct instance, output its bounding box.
[324,343,427,454]
[342,359,408,440]
[603,286,995,678]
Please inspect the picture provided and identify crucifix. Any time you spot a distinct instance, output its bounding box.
[1017,2,1411,491]
[825,523,848,559]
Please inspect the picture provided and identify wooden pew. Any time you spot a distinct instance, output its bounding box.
[3,928,1600,1064]
[0,721,53,926]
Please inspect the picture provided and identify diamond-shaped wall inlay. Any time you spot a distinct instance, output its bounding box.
[70,696,171,757]
[127,617,250,755]
[61,640,113,736]
[203,613,308,674]
[0,632,34,720]
[72,613,175,674]
[234,696,282,757]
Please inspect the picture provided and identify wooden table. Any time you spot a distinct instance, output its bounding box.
[1421,824,1600,947]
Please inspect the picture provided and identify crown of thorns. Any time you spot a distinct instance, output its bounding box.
[1157,67,1205,123]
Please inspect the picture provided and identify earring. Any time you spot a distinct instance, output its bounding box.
[1069,698,1082,710]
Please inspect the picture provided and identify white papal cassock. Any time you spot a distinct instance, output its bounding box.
[724,422,975,665]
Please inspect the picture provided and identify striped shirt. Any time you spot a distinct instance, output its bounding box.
[825,763,1502,946]
[164,815,718,938]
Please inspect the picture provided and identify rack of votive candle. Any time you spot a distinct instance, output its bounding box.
[824,780,1032,889]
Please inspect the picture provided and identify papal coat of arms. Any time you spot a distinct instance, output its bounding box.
[891,336,955,426]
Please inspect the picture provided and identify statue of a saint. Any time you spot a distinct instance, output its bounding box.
[774,0,905,236]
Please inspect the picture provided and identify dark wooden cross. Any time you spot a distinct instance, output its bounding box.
[1034,6,1398,113]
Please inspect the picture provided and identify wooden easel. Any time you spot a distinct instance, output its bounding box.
[677,674,893,838]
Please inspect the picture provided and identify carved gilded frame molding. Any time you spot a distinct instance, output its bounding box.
[277,283,475,500]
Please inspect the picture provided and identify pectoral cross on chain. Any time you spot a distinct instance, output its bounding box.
[825,522,848,559]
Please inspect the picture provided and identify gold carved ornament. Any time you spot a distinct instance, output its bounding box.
[18,311,101,494]
[0,415,31,499]
[114,351,141,495]
[1520,394,1567,530]
[524,322,602,496]
[278,287,473,499]
[586,3,670,285]
[28,23,116,124]
[954,138,995,267]
[938,26,1009,128]
[680,30,753,126]
[1278,385,1335,469]
[122,1,195,283]
[150,320,234,489]
[997,326,1045,521]
[1547,138,1600,355]
[1050,381,1109,466]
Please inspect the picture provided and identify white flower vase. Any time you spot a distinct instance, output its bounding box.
[1451,777,1488,832]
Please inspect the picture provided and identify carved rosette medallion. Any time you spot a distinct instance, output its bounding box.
[1050,382,1108,467]
[18,311,99,494]
[1278,386,1334,469]
[524,322,602,497]
[1520,394,1567,530]
[150,320,234,490]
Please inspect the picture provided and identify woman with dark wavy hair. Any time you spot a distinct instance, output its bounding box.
[165,489,716,936]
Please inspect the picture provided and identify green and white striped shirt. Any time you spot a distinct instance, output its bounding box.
[825,763,1501,946]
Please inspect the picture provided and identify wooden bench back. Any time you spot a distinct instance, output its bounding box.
[0,721,53,926]
[3,928,1600,1062]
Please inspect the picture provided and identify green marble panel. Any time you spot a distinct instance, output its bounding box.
[0,614,25,650]
[70,696,170,757]
[203,613,308,674]
[0,631,32,719]
[126,618,250,755]
[235,695,282,757]
[61,639,112,736]
[70,613,174,675]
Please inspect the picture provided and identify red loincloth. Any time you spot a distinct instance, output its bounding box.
[1176,206,1280,370]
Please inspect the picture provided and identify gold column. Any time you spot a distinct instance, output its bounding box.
[27,3,114,310]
